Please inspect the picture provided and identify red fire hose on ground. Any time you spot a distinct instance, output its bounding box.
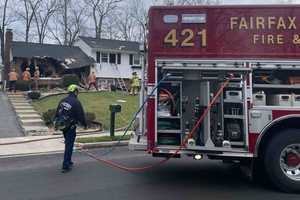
[80,74,234,172]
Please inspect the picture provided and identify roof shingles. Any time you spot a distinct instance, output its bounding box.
[78,36,140,52]
[12,41,94,69]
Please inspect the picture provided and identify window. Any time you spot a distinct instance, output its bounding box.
[96,51,101,63]
[129,54,140,65]
[117,53,121,64]
[101,53,108,63]
[133,55,140,65]
[109,53,116,64]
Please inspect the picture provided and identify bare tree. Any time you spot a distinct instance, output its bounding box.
[0,0,9,62]
[114,9,136,41]
[31,0,59,44]
[85,0,122,39]
[62,0,70,45]
[49,0,88,46]
[67,7,87,46]
[102,13,121,40]
[129,0,149,42]
[18,0,41,42]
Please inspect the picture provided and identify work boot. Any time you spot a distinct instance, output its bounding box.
[61,167,72,173]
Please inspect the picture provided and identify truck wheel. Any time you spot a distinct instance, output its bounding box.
[264,129,300,193]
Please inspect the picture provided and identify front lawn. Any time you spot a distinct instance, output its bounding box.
[32,91,139,130]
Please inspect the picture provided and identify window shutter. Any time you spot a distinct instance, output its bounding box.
[117,53,121,64]
[109,53,116,64]
[129,54,133,65]
[96,52,101,63]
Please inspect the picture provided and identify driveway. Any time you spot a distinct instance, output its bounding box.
[0,92,23,138]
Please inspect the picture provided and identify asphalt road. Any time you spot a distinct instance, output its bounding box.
[0,147,299,200]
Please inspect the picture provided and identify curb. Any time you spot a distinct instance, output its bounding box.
[76,140,129,149]
[0,150,64,159]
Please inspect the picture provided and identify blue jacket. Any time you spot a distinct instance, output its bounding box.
[55,93,87,128]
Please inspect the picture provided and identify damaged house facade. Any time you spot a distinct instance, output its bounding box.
[10,41,94,87]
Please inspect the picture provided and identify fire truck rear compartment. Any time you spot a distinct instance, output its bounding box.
[156,60,249,153]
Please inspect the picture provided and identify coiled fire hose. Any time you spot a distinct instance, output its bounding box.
[81,74,234,172]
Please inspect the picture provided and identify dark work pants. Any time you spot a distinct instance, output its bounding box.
[88,82,98,90]
[62,127,76,169]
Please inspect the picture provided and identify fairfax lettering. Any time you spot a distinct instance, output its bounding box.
[230,16,297,30]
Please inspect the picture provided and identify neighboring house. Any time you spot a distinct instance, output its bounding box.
[11,41,94,87]
[75,36,142,90]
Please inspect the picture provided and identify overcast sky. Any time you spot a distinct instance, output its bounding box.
[4,0,300,45]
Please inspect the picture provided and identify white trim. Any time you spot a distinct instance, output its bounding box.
[253,106,300,110]
[92,48,139,54]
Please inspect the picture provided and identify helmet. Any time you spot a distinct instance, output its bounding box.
[67,84,79,93]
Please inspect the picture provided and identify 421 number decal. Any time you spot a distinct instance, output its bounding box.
[164,28,207,47]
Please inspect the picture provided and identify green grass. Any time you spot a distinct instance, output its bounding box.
[76,135,131,143]
[32,91,139,130]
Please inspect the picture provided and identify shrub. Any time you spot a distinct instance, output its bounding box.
[42,109,56,126]
[28,91,41,100]
[85,112,96,127]
[15,80,32,91]
[62,74,80,88]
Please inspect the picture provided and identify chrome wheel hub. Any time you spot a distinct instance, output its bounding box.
[280,144,300,181]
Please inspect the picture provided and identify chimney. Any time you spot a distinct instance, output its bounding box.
[4,29,13,82]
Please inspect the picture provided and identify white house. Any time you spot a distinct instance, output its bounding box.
[75,36,142,90]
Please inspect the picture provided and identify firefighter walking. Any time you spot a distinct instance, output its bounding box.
[54,84,87,173]
[130,72,140,95]
[87,71,98,91]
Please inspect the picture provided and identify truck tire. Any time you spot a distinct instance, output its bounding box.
[264,129,300,193]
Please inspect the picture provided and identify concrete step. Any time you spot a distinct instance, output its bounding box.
[8,97,27,100]
[18,114,42,119]
[7,94,25,98]
[9,99,27,102]
[23,126,49,136]
[20,119,45,126]
[15,109,38,114]
[10,99,28,103]
[14,106,34,110]
[11,102,31,106]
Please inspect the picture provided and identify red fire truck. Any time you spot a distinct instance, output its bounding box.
[129,5,300,192]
